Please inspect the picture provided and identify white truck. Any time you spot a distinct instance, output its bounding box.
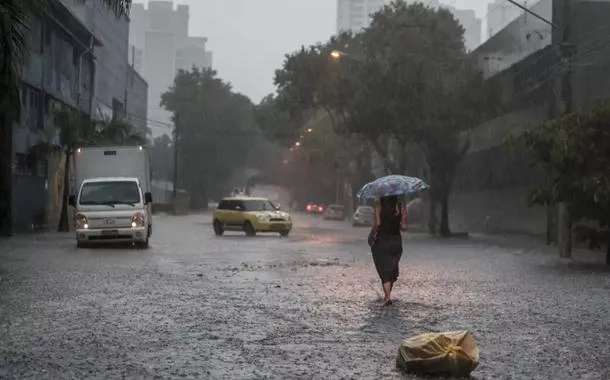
[69,146,153,248]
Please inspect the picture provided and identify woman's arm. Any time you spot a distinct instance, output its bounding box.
[368,203,380,247]
[400,203,408,231]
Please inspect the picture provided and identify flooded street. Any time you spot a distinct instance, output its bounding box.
[1,214,609,379]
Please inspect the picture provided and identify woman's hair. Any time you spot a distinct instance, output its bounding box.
[375,195,406,227]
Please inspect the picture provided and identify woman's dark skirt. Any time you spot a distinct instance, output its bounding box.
[371,235,403,283]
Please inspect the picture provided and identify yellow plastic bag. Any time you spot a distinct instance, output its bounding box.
[396,330,480,377]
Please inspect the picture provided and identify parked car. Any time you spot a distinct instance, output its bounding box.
[352,205,375,226]
[213,197,292,237]
[324,204,345,220]
[306,202,325,214]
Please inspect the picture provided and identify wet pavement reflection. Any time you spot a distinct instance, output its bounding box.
[1,213,609,379]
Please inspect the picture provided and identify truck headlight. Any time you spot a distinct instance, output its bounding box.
[76,213,88,229]
[131,212,146,228]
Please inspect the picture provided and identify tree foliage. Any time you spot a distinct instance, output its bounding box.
[161,67,258,208]
[254,94,300,146]
[508,101,610,227]
[270,1,492,235]
[150,134,173,181]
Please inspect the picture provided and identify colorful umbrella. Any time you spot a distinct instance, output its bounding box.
[357,175,429,200]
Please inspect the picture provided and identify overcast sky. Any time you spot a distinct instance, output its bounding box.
[138,0,497,103]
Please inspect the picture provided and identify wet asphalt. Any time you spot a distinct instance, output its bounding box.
[1,213,609,380]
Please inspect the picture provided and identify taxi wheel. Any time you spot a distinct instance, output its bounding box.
[244,221,256,236]
[213,220,224,236]
[280,230,290,237]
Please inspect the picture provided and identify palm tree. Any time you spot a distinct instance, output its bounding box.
[0,1,29,236]
[0,0,132,236]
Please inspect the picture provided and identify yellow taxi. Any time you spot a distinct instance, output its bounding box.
[213,196,293,237]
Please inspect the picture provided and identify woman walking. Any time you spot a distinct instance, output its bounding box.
[368,195,407,306]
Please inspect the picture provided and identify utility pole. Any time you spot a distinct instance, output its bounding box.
[554,0,573,259]
[172,113,179,203]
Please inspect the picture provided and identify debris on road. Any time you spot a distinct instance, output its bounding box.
[396,330,479,377]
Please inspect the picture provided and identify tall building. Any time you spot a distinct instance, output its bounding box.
[445,6,482,51]
[129,1,213,137]
[336,0,480,51]
[336,0,390,33]
[486,0,523,39]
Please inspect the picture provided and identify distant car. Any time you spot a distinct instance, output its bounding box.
[213,196,292,237]
[352,205,375,226]
[324,204,345,220]
[306,202,325,214]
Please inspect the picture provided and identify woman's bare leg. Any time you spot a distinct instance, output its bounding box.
[382,281,392,303]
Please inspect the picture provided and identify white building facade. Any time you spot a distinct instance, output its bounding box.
[486,0,524,39]
[129,1,213,137]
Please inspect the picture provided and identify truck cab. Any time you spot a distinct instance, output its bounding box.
[70,177,152,248]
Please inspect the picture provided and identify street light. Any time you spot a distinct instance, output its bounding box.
[295,141,301,147]
[306,128,313,133]
[330,49,363,63]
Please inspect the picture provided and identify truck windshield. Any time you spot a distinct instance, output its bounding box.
[79,181,141,206]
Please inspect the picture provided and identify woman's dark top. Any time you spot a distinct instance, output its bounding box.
[377,203,402,237]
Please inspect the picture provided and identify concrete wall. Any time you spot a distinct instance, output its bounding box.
[126,66,148,135]
[90,2,130,120]
[570,1,610,113]
[60,0,129,119]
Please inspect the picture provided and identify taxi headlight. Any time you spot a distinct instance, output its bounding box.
[76,213,88,229]
[131,212,146,227]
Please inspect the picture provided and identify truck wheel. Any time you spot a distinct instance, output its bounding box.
[136,239,149,249]
[244,221,256,236]
[213,220,224,236]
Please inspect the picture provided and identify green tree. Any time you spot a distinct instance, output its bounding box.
[0,0,132,236]
[254,94,303,147]
[150,134,173,181]
[508,101,610,264]
[351,2,491,236]
[271,33,376,202]
[161,68,257,209]
[54,106,144,232]
[272,2,493,235]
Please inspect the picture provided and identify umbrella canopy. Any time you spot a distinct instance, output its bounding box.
[357,175,428,200]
